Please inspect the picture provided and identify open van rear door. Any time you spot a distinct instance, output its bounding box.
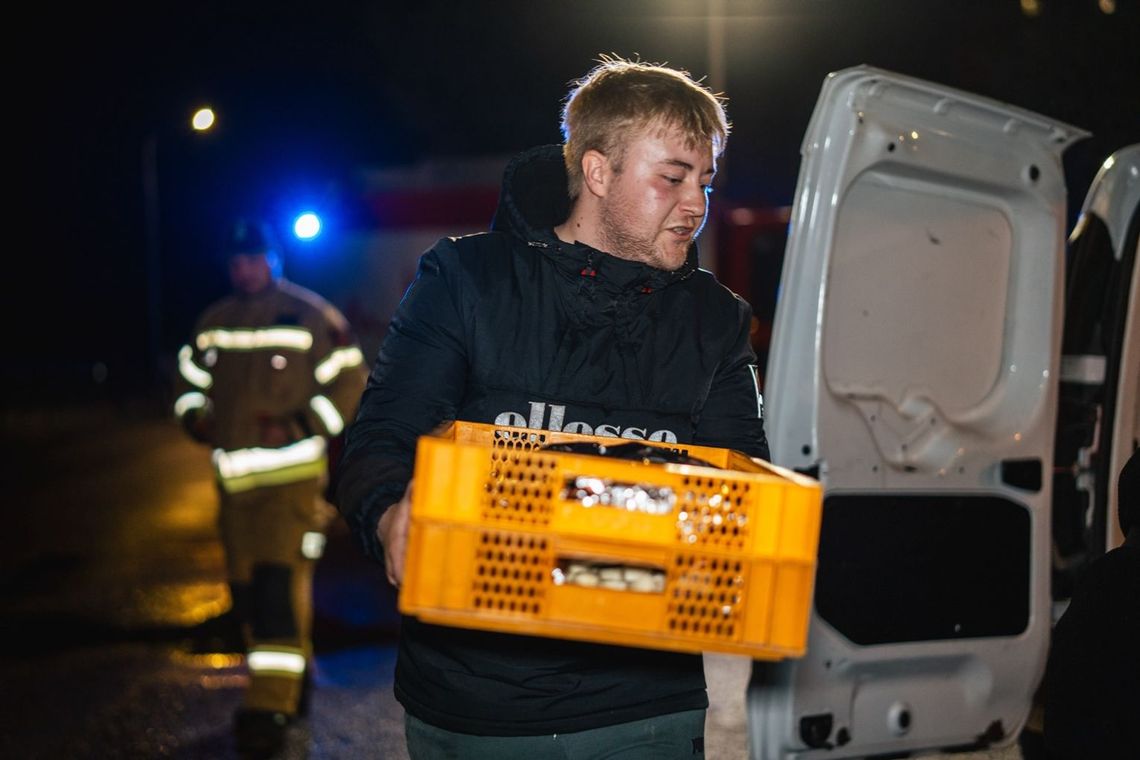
[749,66,1088,758]
[1052,145,1140,597]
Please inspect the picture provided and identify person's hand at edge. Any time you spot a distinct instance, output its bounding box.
[377,480,412,587]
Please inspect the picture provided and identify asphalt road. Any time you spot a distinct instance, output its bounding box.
[0,403,1022,759]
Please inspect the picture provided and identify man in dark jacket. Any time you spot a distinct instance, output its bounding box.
[335,56,769,758]
[1043,447,1139,759]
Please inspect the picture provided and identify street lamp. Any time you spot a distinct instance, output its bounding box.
[142,106,215,390]
[191,107,216,131]
[704,0,726,275]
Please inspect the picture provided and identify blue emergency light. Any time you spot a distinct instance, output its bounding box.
[293,212,322,240]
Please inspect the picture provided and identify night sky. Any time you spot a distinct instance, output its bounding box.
[14,0,1139,402]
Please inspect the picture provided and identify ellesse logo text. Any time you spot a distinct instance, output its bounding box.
[493,401,678,443]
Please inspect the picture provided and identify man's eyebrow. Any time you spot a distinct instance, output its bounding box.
[660,158,716,176]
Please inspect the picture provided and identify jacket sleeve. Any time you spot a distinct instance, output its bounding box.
[172,314,216,444]
[302,303,368,440]
[692,297,770,461]
[333,239,470,562]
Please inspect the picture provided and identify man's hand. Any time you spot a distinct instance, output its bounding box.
[376,481,412,587]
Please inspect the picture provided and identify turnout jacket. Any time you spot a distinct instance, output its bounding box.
[336,145,769,735]
[174,279,367,494]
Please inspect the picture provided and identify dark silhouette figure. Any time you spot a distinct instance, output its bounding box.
[1043,447,1139,759]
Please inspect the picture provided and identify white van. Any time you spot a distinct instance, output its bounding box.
[749,65,1138,759]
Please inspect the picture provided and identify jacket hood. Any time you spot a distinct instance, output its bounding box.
[490,144,699,292]
[491,144,571,239]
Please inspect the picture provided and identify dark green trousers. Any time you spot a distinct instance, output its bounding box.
[405,709,706,759]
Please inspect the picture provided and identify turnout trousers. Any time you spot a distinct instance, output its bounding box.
[218,478,330,715]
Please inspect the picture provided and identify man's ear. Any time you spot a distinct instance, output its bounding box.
[581,149,611,199]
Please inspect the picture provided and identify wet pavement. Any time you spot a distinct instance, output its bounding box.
[2,404,405,758]
[0,404,1021,759]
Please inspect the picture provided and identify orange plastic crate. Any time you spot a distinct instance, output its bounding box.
[399,422,822,659]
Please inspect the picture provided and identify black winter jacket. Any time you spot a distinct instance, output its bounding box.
[335,144,769,735]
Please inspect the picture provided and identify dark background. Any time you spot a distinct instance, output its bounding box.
[11,0,1139,406]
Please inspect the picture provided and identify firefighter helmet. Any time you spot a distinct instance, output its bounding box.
[223,217,279,258]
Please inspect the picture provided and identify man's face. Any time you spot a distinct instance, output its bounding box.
[597,124,717,271]
[228,252,274,295]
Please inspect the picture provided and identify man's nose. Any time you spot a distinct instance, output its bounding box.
[680,181,707,217]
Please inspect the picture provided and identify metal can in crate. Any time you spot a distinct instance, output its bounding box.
[398,422,822,659]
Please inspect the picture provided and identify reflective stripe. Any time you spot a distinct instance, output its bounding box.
[178,345,214,389]
[217,458,326,493]
[213,437,327,494]
[301,531,326,559]
[309,395,344,436]
[174,391,209,418]
[1060,354,1107,385]
[247,647,306,676]
[214,437,326,479]
[314,346,365,384]
[196,327,313,352]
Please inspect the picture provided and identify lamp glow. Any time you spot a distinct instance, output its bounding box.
[191,108,216,131]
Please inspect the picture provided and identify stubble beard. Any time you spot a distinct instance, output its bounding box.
[598,198,687,272]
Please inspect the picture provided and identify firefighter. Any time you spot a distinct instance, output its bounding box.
[173,217,367,756]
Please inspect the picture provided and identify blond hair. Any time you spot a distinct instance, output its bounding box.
[560,55,729,199]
